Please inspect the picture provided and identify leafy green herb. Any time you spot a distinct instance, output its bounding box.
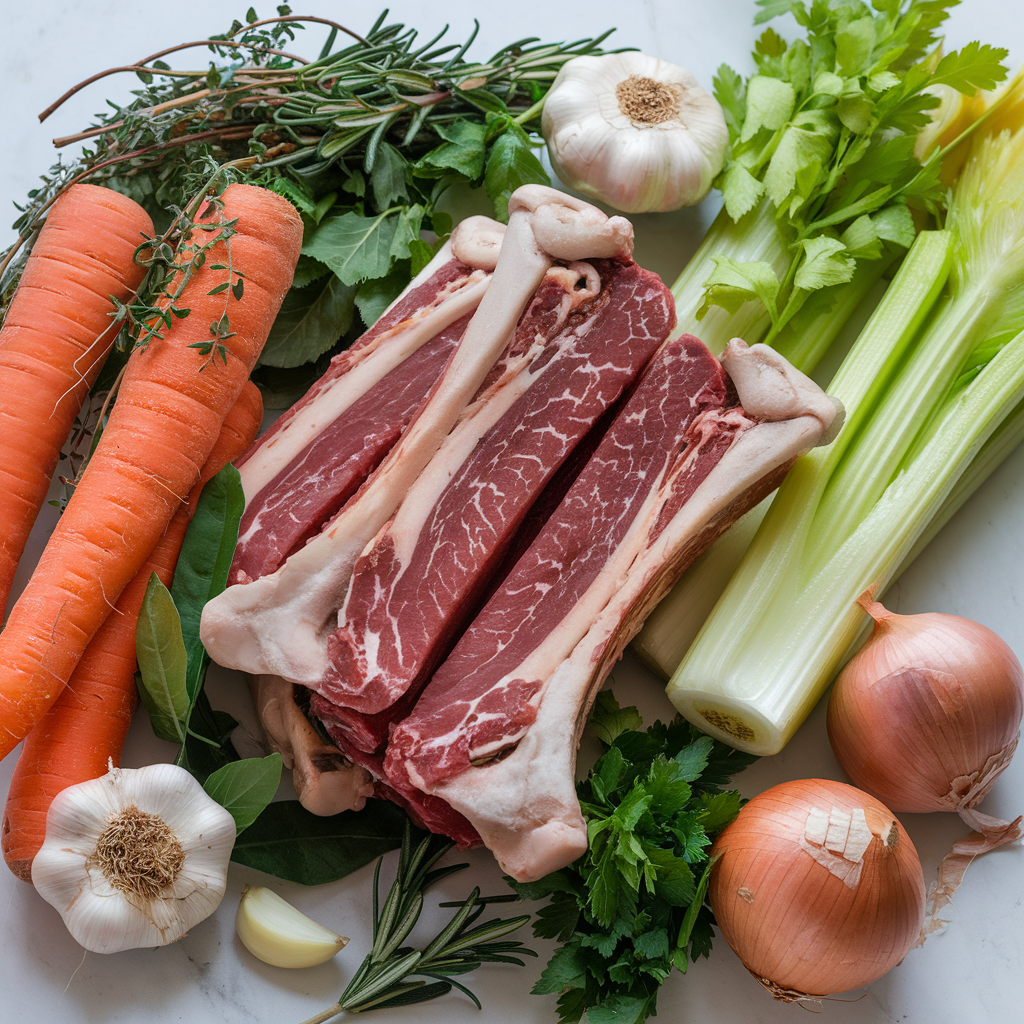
[2,11,614,384]
[231,798,412,884]
[296,827,534,1024]
[170,462,245,704]
[135,574,190,745]
[354,262,412,328]
[204,753,283,833]
[134,464,248,778]
[259,274,356,368]
[509,694,756,1024]
[705,0,1009,338]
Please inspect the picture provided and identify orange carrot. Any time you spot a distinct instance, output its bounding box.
[0,183,300,760]
[1,382,262,882]
[0,184,154,616]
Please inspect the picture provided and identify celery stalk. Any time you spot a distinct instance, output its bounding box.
[638,3,1017,697]
[666,130,1024,755]
[667,329,1024,755]
[669,201,788,354]
[636,233,949,679]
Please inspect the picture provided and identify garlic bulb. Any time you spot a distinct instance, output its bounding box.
[236,885,349,968]
[542,52,727,214]
[709,779,925,1002]
[31,763,236,953]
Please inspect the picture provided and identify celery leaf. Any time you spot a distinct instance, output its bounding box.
[836,17,876,76]
[929,40,1009,94]
[841,214,884,260]
[713,64,746,139]
[698,255,780,323]
[872,204,916,247]
[754,0,803,25]
[740,75,796,142]
[796,236,857,289]
[720,162,765,220]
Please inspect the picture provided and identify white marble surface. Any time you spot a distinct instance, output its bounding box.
[1,2,1022,1023]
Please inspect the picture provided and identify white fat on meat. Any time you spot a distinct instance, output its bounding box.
[200,186,635,685]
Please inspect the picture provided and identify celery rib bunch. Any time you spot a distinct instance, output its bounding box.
[634,0,1016,680]
[667,123,1024,755]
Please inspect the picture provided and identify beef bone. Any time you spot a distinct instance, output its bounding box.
[200,186,633,688]
[384,338,843,882]
[252,674,374,815]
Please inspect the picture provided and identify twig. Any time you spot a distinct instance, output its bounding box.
[39,39,308,122]
[51,81,298,148]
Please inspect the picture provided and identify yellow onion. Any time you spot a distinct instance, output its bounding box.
[827,594,1023,817]
[826,593,1022,931]
[709,778,924,1001]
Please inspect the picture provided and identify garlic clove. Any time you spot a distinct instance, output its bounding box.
[236,886,349,968]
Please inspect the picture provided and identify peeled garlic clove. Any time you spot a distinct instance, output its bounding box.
[236,886,348,968]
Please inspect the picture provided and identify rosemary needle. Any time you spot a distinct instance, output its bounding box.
[297,826,534,1024]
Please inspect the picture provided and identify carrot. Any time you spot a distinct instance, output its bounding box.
[0,182,300,760]
[0,184,154,616]
[0,382,262,882]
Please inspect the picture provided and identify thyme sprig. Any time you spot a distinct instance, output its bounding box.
[1,6,613,290]
[298,827,534,1024]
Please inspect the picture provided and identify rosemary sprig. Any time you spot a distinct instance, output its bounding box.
[298,827,534,1024]
[2,6,613,283]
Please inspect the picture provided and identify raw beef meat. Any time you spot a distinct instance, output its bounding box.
[232,220,505,582]
[321,257,676,731]
[201,187,634,689]
[384,338,843,882]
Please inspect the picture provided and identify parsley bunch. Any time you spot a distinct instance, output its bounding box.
[509,694,757,1024]
[699,0,1008,340]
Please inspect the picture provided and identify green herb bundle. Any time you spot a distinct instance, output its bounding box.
[2,6,613,394]
[509,694,757,1024]
[299,828,534,1024]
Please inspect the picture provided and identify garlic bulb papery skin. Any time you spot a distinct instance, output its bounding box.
[31,763,237,954]
[236,885,349,968]
[827,595,1024,817]
[709,779,925,1002]
[542,52,728,214]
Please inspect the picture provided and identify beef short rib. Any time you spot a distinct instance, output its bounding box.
[385,338,842,882]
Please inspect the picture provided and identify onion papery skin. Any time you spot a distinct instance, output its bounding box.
[709,779,925,1000]
[827,608,1024,814]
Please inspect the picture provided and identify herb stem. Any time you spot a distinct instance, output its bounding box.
[227,14,369,48]
[295,1005,346,1024]
[38,66,208,122]
[512,95,547,125]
